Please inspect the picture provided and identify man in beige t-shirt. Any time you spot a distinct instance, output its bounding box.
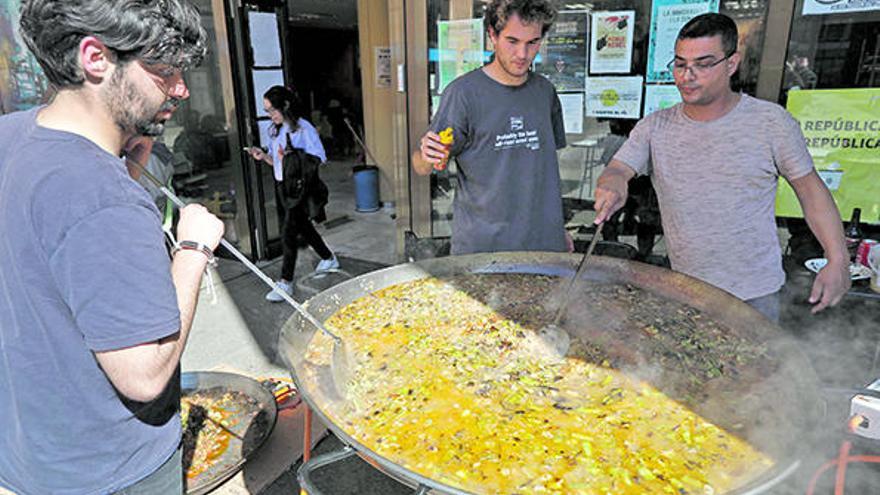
[594,13,849,322]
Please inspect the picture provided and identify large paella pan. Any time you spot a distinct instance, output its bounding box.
[278,252,822,494]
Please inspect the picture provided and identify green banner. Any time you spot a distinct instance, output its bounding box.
[776,88,880,225]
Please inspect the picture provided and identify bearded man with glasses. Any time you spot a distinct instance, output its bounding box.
[594,13,849,323]
[0,1,224,493]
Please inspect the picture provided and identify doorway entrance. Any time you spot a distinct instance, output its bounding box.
[232,0,365,260]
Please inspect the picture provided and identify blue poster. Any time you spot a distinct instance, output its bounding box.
[646,0,719,83]
[0,0,49,114]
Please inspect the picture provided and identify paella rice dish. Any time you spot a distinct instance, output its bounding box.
[305,274,778,495]
[181,388,259,481]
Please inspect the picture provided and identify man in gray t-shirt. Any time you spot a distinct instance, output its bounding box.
[595,13,849,321]
[414,0,567,255]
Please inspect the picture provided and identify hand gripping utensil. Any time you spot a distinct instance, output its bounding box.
[126,157,353,397]
[533,222,604,361]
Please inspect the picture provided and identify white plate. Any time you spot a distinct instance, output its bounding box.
[804,258,872,280]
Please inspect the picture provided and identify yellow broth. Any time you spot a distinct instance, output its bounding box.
[306,275,774,494]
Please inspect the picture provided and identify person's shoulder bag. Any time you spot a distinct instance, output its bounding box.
[281,133,329,222]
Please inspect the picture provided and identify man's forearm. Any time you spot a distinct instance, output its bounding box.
[156,250,210,370]
[790,170,851,312]
[804,200,848,262]
[593,160,636,223]
[792,172,848,262]
[412,150,433,176]
[596,160,635,190]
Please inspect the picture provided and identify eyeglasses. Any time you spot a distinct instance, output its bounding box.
[138,61,185,96]
[666,52,734,76]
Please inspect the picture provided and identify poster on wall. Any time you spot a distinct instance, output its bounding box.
[536,11,588,92]
[375,47,392,88]
[558,93,584,134]
[585,76,643,118]
[437,18,484,94]
[644,84,682,115]
[589,11,635,74]
[646,0,720,83]
[0,0,49,114]
[776,88,880,223]
[803,0,880,15]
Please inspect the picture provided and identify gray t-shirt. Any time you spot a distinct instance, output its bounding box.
[431,69,567,255]
[614,94,814,300]
[0,108,182,494]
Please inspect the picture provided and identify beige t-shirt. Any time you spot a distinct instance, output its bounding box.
[614,94,814,300]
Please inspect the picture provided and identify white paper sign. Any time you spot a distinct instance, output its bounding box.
[558,93,584,134]
[252,70,284,117]
[644,84,682,115]
[585,77,643,119]
[375,47,392,88]
[589,11,635,74]
[248,12,282,67]
[803,0,880,15]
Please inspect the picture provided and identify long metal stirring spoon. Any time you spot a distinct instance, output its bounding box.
[534,221,605,361]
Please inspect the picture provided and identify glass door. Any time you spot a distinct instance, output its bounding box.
[147,0,252,256]
[228,0,291,259]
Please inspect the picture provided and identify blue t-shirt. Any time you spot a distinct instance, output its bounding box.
[0,108,182,494]
[430,69,567,255]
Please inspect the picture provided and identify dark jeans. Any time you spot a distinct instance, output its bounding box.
[745,290,781,324]
[113,446,182,495]
[277,183,332,281]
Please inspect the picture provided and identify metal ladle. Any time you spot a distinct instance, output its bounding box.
[533,221,604,361]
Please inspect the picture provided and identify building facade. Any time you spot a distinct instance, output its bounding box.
[2,0,878,261]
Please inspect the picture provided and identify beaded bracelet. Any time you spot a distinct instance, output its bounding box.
[171,240,217,267]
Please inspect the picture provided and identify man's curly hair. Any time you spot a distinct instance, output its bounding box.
[483,0,557,37]
[19,0,207,87]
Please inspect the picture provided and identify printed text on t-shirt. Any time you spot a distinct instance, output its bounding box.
[495,129,540,151]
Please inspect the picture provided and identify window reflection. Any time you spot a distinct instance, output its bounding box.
[782,0,880,105]
[161,0,249,256]
[424,0,768,255]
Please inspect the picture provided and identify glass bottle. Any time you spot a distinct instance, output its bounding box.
[845,208,863,260]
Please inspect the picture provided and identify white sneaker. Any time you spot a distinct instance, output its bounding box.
[265,280,293,302]
[315,255,340,273]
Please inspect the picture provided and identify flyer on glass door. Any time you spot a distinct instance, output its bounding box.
[589,11,635,74]
[536,11,589,92]
[646,0,720,83]
[585,76,644,119]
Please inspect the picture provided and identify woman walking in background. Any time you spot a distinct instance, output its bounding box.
[248,86,338,301]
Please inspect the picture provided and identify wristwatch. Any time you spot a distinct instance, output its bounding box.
[171,240,217,266]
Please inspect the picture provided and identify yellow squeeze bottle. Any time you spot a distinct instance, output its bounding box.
[436,127,454,170]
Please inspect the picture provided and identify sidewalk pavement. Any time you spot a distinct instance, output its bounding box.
[180,160,399,493]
